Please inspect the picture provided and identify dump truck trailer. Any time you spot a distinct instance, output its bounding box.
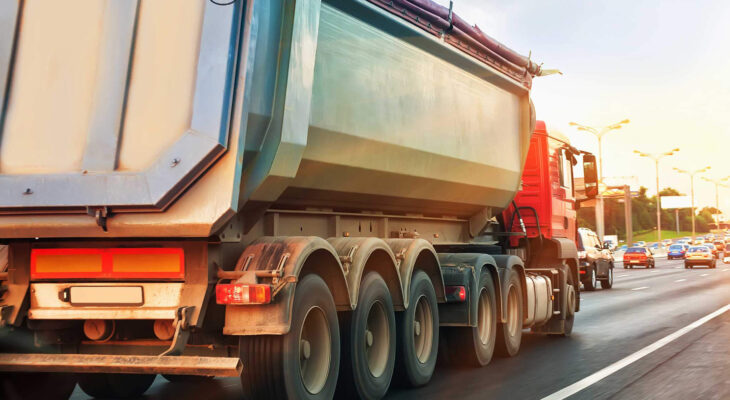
[0,0,596,398]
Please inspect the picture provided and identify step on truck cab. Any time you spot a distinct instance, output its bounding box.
[0,1,596,399]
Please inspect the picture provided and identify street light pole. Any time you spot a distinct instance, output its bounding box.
[633,148,679,243]
[701,176,730,228]
[674,166,712,241]
[570,119,630,241]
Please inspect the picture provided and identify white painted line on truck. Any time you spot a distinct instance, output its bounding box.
[631,286,649,291]
[541,303,730,400]
[674,279,686,282]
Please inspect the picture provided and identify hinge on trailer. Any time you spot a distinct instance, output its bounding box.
[86,206,109,232]
[159,306,195,357]
[338,245,359,274]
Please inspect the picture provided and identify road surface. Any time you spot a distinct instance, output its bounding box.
[70,256,730,399]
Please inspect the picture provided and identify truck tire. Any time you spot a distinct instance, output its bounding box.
[559,274,576,337]
[600,266,613,289]
[239,274,339,400]
[583,266,596,291]
[495,270,523,357]
[443,270,497,367]
[1,372,76,400]
[77,373,155,399]
[337,271,395,400]
[394,270,439,387]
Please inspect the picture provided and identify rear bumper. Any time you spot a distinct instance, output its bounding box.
[685,259,713,265]
[0,353,242,377]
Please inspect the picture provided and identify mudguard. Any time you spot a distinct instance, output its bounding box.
[437,253,498,327]
[385,239,446,307]
[328,237,404,310]
[223,236,349,335]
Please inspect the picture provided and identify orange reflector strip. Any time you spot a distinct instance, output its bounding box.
[31,248,184,280]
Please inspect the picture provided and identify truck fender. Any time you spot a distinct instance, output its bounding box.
[490,255,526,324]
[327,237,405,310]
[385,239,446,308]
[437,253,497,327]
[223,236,349,335]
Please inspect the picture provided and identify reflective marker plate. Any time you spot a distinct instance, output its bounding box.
[69,286,144,306]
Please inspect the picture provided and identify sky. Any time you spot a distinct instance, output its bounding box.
[433,0,730,214]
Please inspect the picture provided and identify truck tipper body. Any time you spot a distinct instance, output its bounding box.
[0,1,596,399]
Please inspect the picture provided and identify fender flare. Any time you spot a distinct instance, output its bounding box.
[438,252,497,327]
[328,237,405,310]
[490,254,526,324]
[223,236,349,335]
[385,239,446,308]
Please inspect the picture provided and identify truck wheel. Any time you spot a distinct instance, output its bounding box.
[337,271,395,399]
[239,274,339,400]
[584,267,596,291]
[77,373,155,399]
[495,270,523,357]
[162,374,214,383]
[601,267,614,289]
[394,270,439,387]
[1,372,76,400]
[444,270,497,367]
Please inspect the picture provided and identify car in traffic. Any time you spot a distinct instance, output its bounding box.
[633,241,647,247]
[705,243,719,259]
[685,246,716,268]
[623,247,655,269]
[694,238,705,245]
[618,244,628,252]
[577,228,614,290]
[661,239,673,247]
[713,240,725,253]
[667,244,689,260]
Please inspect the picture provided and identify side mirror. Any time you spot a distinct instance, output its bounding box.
[582,154,599,199]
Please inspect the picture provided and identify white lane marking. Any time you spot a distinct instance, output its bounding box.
[701,273,709,277]
[541,303,730,400]
[674,279,686,282]
[674,266,682,269]
[616,274,628,278]
[631,286,649,291]
[649,270,658,273]
[723,269,729,272]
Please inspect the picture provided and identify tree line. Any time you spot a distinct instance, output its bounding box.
[577,187,719,239]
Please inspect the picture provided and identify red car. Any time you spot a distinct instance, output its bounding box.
[623,247,655,269]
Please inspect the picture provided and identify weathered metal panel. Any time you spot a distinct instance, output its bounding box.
[0,0,241,211]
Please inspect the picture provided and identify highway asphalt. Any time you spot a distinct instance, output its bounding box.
[70,256,730,399]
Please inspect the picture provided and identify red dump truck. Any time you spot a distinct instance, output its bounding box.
[0,1,596,399]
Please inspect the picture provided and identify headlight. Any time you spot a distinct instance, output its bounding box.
[577,251,587,259]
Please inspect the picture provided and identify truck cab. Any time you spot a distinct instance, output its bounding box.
[503,121,605,287]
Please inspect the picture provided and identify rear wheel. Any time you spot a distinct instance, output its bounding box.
[495,270,523,357]
[442,270,497,367]
[394,270,439,387]
[77,373,155,399]
[239,274,340,400]
[584,267,596,291]
[337,271,395,399]
[601,267,613,289]
[1,372,76,400]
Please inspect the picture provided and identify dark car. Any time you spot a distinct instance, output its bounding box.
[577,228,614,290]
[622,247,655,269]
[705,243,719,259]
[667,244,689,260]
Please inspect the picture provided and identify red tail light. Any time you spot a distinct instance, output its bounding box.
[216,284,271,305]
[445,285,467,302]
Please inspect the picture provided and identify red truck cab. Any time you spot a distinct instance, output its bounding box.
[503,121,604,287]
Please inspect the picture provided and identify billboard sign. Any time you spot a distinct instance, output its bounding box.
[661,196,691,209]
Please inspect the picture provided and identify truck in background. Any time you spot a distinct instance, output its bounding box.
[0,1,597,399]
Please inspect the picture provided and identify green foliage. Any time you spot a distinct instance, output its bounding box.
[579,186,711,240]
